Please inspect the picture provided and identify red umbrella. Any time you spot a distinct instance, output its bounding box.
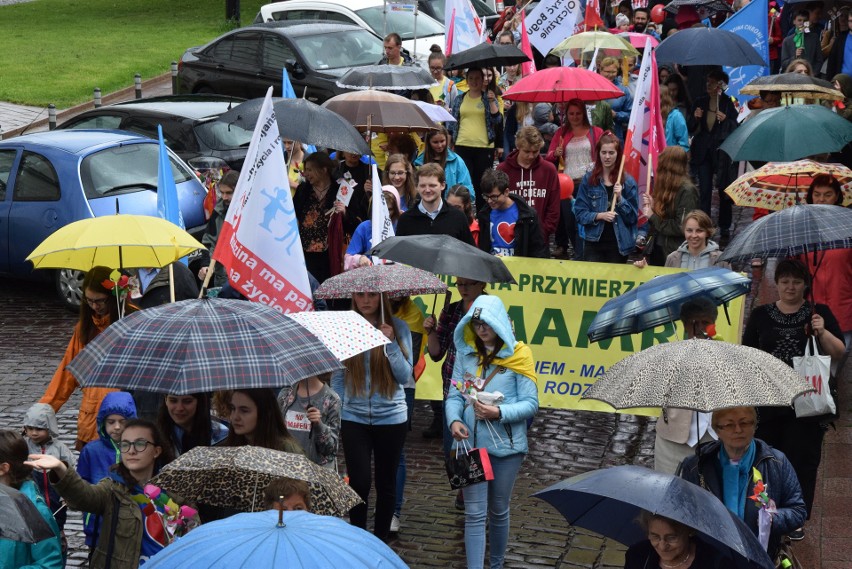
[502,67,624,103]
[618,32,660,49]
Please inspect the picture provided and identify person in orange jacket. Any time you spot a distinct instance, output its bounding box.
[40,266,134,451]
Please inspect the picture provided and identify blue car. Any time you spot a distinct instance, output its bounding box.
[0,130,208,309]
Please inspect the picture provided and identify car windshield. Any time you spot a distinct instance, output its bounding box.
[427,0,494,22]
[194,120,253,151]
[291,29,385,70]
[355,6,444,40]
[80,143,194,200]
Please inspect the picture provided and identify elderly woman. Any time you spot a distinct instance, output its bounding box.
[624,512,727,568]
[679,406,806,558]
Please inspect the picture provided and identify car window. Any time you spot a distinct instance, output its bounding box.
[64,115,123,130]
[206,33,261,67]
[121,117,192,152]
[80,143,194,200]
[291,29,385,70]
[0,149,16,201]
[262,35,296,70]
[278,9,324,20]
[355,6,444,39]
[194,120,253,151]
[13,151,61,202]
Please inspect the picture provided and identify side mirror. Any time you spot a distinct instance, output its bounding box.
[285,59,305,79]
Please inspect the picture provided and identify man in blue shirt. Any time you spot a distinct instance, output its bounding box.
[476,169,548,258]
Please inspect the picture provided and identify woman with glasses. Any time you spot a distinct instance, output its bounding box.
[445,295,538,569]
[427,47,458,109]
[39,266,137,451]
[679,407,806,558]
[26,419,197,568]
[624,512,726,568]
[382,154,418,212]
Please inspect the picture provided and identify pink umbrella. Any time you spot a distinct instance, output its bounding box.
[618,32,660,49]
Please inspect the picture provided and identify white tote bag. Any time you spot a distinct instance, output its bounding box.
[792,336,836,418]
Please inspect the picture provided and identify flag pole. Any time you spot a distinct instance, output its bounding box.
[612,154,626,212]
[199,258,217,298]
[169,263,176,303]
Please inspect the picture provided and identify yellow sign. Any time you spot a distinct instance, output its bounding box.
[413,257,745,416]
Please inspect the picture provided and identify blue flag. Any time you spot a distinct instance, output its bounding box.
[720,0,769,105]
[156,125,188,266]
[282,68,297,99]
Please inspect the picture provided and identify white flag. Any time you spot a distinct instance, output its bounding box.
[371,165,395,265]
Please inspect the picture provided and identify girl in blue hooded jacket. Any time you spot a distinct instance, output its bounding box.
[331,291,412,542]
[446,295,538,569]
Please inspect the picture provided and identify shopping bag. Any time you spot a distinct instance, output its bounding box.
[445,439,495,489]
[792,336,836,418]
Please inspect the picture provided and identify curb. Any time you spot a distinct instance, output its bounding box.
[4,72,174,139]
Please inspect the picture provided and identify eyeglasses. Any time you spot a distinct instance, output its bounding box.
[714,420,756,432]
[471,319,491,330]
[455,281,480,288]
[119,439,155,453]
[388,170,407,177]
[429,66,443,72]
[649,534,683,546]
[85,296,109,307]
[483,192,505,203]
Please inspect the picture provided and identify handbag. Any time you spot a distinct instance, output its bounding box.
[792,336,836,418]
[774,537,804,569]
[445,438,495,490]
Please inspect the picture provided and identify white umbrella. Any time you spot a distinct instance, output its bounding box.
[413,100,456,123]
[284,310,389,361]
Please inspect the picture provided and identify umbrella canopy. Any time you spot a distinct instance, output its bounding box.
[412,100,456,123]
[663,0,733,17]
[502,67,625,104]
[368,235,516,283]
[283,310,390,361]
[26,214,204,271]
[724,160,852,211]
[443,42,530,71]
[314,263,448,299]
[217,98,370,155]
[67,298,343,395]
[586,267,751,343]
[720,105,852,162]
[718,204,852,264]
[739,72,843,101]
[551,31,639,57]
[336,64,436,91]
[581,340,812,412]
[322,90,436,133]
[617,32,660,49]
[0,485,57,544]
[655,27,765,67]
[145,510,407,568]
[149,446,361,517]
[534,466,774,569]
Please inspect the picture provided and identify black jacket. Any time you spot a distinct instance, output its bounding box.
[476,194,548,258]
[687,94,738,165]
[396,201,475,246]
[135,262,199,310]
[826,30,850,80]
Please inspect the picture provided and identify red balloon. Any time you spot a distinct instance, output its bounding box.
[651,4,666,24]
[557,173,574,200]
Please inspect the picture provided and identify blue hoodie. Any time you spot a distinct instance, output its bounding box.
[77,391,137,547]
[445,296,539,458]
[413,150,474,198]
[331,317,413,425]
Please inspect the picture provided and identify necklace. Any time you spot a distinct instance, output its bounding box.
[660,550,692,569]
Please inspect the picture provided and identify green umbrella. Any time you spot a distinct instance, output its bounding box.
[720,105,852,162]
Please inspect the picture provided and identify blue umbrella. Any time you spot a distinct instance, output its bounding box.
[586,267,750,343]
[145,510,409,568]
[655,27,765,67]
[534,466,774,569]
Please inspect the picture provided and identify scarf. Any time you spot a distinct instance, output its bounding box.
[476,342,538,384]
[720,439,756,519]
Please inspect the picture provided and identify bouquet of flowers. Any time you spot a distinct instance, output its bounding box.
[101,269,134,319]
[749,476,776,551]
[141,484,200,542]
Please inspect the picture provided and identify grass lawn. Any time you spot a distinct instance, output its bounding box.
[0,0,265,107]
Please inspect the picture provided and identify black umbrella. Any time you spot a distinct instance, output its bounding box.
[217,98,370,155]
[443,43,530,71]
[739,72,843,101]
[663,0,732,16]
[336,65,437,91]
[655,27,766,67]
[368,234,516,284]
[0,485,57,543]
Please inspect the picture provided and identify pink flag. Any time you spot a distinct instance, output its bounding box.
[520,12,537,76]
[446,9,456,55]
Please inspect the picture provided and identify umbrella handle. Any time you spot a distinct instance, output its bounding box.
[431,294,438,316]
[199,258,217,299]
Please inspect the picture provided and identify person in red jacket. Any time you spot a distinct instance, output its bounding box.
[496,126,560,246]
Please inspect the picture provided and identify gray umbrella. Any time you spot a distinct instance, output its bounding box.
[581,340,812,412]
[336,65,437,91]
[0,485,56,543]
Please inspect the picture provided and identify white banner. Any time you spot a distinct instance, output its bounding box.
[525,0,582,57]
[371,165,395,264]
[445,0,483,54]
[213,87,313,312]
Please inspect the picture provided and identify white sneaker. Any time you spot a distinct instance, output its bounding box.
[390,514,400,533]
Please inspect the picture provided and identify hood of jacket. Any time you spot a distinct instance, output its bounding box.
[97,392,138,443]
[454,296,518,359]
[23,403,60,438]
[675,239,721,256]
[834,73,852,99]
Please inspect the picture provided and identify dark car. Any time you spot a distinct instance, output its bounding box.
[57,95,252,171]
[417,0,498,33]
[177,22,385,104]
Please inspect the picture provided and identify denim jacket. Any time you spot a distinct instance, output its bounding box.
[573,171,639,257]
[447,90,503,145]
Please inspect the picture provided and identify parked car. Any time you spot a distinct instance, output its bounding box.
[57,95,251,171]
[178,22,385,103]
[418,0,498,34]
[254,0,445,63]
[0,130,208,310]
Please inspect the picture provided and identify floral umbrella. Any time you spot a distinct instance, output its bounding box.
[724,160,852,211]
[313,263,447,300]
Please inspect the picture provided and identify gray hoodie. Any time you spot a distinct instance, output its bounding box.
[664,240,729,271]
[24,403,76,467]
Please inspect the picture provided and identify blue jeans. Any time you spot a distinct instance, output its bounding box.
[462,452,525,569]
[394,387,416,516]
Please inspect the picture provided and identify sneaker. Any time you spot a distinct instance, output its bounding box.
[789,528,804,541]
[390,514,401,533]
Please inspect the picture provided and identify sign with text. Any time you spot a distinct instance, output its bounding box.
[525,0,582,57]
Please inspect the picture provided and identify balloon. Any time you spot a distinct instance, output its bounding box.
[651,4,666,24]
[557,173,574,200]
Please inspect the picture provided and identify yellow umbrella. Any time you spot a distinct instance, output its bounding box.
[724,160,852,211]
[26,214,205,271]
[551,31,640,58]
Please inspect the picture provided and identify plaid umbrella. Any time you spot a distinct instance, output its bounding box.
[582,340,812,412]
[718,204,852,264]
[724,160,852,211]
[149,446,362,517]
[313,264,447,299]
[586,267,751,343]
[67,298,343,395]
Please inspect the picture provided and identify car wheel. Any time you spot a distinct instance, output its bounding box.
[55,269,85,312]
